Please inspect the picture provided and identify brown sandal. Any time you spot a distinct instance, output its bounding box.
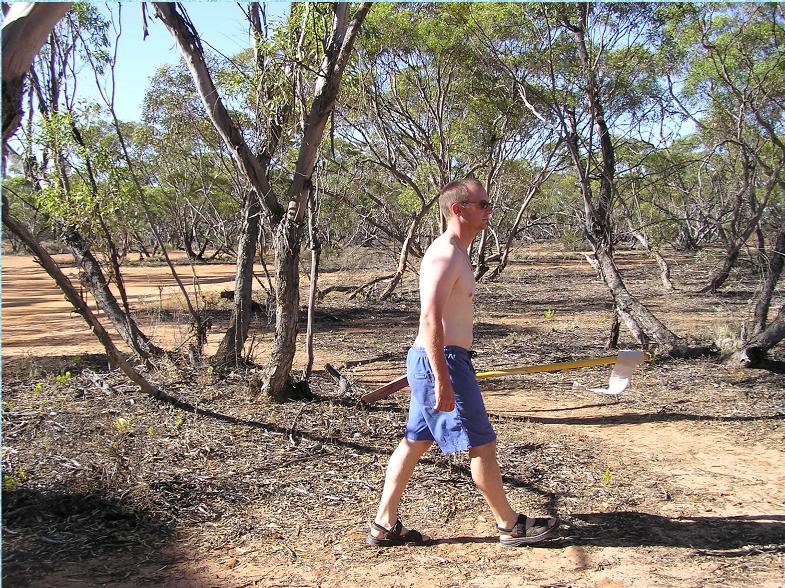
[497,514,558,547]
[366,519,431,547]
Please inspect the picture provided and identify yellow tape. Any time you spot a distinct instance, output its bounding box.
[475,355,620,380]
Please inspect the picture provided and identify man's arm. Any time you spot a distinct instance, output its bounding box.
[419,246,459,412]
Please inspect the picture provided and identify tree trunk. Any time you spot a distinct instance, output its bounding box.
[2,2,71,142]
[261,3,372,400]
[697,166,775,293]
[304,187,320,379]
[697,245,741,293]
[63,227,163,360]
[155,1,371,401]
[654,251,675,292]
[621,195,676,291]
[380,194,438,300]
[489,142,560,282]
[212,192,261,368]
[473,229,490,281]
[629,230,676,291]
[261,218,305,401]
[67,122,162,359]
[738,305,785,366]
[561,9,709,358]
[752,218,785,335]
[152,3,283,224]
[605,308,621,350]
[380,215,420,300]
[3,195,162,398]
[593,247,689,351]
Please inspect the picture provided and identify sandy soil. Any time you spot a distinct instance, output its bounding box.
[2,247,784,587]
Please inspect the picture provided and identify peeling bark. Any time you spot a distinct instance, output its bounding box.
[2,2,71,142]
[63,228,163,360]
[212,192,262,368]
[155,2,371,400]
[262,3,372,400]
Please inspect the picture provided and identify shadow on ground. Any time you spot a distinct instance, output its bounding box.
[436,512,785,554]
[2,488,175,587]
[564,511,785,553]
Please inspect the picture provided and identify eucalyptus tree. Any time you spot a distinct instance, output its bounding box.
[661,4,783,290]
[660,3,785,362]
[153,2,372,399]
[141,63,239,260]
[470,2,707,355]
[337,4,466,298]
[336,3,549,293]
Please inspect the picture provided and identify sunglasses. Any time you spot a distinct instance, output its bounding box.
[460,200,493,210]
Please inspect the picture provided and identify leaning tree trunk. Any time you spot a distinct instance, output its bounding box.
[563,6,709,359]
[752,217,785,336]
[63,227,163,360]
[593,246,696,355]
[380,200,436,300]
[213,192,262,368]
[621,195,675,291]
[473,229,491,281]
[155,1,371,400]
[2,196,162,398]
[698,166,774,293]
[738,305,785,366]
[698,245,742,294]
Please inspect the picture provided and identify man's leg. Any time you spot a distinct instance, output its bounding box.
[468,440,518,533]
[371,437,433,536]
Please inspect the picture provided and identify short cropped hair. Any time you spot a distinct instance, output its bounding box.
[438,178,484,219]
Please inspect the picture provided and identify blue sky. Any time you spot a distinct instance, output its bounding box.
[92,2,291,121]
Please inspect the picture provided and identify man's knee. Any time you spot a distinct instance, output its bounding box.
[399,438,433,455]
[468,439,497,460]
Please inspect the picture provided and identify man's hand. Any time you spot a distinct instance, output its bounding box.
[433,380,456,412]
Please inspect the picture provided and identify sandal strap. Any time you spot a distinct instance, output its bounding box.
[496,513,527,534]
[370,519,403,538]
[497,514,556,536]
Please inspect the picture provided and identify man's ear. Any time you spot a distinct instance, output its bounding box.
[451,202,463,216]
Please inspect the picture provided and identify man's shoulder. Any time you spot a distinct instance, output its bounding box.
[425,234,460,258]
[422,236,462,277]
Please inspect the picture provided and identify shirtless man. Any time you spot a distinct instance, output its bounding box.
[367,178,559,548]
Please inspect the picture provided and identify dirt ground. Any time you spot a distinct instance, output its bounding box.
[2,245,784,588]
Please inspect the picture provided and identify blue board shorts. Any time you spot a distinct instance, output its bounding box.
[405,345,497,454]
